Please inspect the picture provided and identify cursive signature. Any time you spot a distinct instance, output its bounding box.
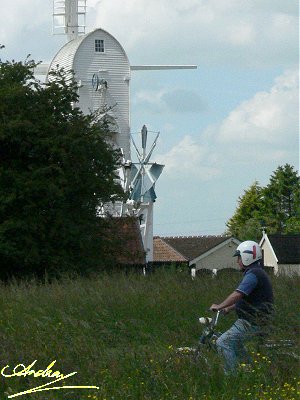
[1,360,99,398]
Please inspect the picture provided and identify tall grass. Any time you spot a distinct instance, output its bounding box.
[0,270,298,399]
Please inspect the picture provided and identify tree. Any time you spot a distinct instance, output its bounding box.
[262,164,300,234]
[0,56,123,279]
[226,165,300,240]
[226,182,264,241]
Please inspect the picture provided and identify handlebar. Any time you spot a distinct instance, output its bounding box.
[199,310,223,326]
[198,310,223,345]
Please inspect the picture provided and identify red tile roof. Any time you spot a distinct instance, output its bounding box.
[154,235,231,261]
[105,217,146,265]
[153,237,187,262]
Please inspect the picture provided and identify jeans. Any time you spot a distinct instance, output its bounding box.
[216,318,259,375]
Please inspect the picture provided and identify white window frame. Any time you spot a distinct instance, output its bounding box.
[95,39,105,53]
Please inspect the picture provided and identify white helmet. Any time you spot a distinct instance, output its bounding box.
[234,241,262,266]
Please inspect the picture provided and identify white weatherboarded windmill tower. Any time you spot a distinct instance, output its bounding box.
[44,0,196,262]
[51,0,131,160]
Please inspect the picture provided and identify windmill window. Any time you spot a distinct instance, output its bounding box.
[95,39,105,53]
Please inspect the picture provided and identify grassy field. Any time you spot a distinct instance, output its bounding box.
[0,269,298,400]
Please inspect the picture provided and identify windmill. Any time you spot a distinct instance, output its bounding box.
[127,125,164,262]
[34,0,197,261]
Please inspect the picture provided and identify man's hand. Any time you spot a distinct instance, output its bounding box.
[209,304,221,312]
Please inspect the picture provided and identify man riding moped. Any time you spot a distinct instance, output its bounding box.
[210,240,274,374]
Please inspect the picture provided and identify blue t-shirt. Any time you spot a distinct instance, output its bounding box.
[235,263,274,324]
[237,270,258,296]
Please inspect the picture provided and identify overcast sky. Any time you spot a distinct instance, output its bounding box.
[1,0,299,237]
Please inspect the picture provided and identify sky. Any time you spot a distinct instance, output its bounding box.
[1,0,299,237]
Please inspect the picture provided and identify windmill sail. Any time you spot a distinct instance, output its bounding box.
[127,126,164,262]
[129,163,164,202]
[129,126,164,202]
